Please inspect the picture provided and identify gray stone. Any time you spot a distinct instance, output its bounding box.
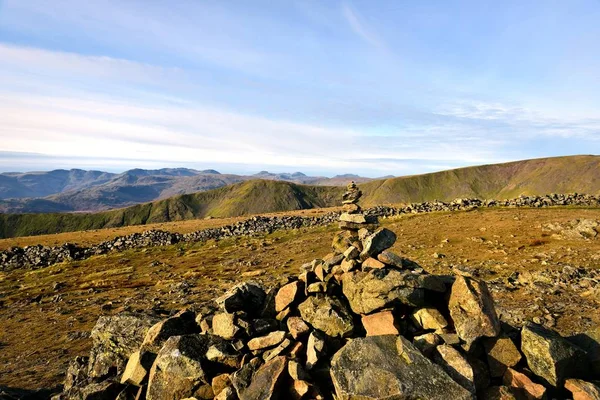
[237,356,288,400]
[342,269,429,314]
[521,323,588,387]
[448,276,500,345]
[215,281,266,315]
[360,228,396,260]
[297,295,354,338]
[330,335,473,400]
[88,314,159,379]
[147,334,237,400]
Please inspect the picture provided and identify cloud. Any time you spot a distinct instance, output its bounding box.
[341,3,386,50]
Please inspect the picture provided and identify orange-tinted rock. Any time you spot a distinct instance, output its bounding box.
[362,257,386,270]
[275,281,303,312]
[502,368,546,399]
[565,379,600,400]
[361,310,400,336]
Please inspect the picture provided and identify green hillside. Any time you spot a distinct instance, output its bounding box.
[360,155,600,205]
[0,180,344,239]
[1,155,599,239]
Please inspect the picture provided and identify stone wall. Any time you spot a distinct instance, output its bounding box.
[2,193,599,272]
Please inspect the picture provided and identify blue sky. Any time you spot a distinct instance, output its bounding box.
[0,0,599,177]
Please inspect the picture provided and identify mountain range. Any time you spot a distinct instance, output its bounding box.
[0,168,379,213]
[1,155,599,239]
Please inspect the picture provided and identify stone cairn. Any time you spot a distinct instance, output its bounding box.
[54,184,600,400]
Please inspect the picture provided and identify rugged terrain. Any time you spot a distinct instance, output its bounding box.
[1,204,599,394]
[2,155,600,239]
[0,168,376,213]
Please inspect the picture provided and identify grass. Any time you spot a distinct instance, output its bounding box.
[2,207,600,389]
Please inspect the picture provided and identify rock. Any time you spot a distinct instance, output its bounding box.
[330,335,472,400]
[147,334,237,400]
[411,307,448,332]
[433,344,476,393]
[287,316,310,339]
[290,380,311,400]
[565,379,600,400]
[332,231,358,254]
[502,368,546,399]
[569,327,600,377]
[237,356,287,400]
[340,259,358,272]
[360,228,397,260]
[448,276,500,345]
[211,373,231,396]
[521,323,588,387]
[340,213,367,224]
[342,203,361,214]
[484,335,522,378]
[307,282,327,293]
[297,295,354,338]
[362,257,385,270]
[288,360,309,381]
[193,385,214,400]
[78,381,122,400]
[215,282,266,315]
[247,331,286,351]
[482,386,518,400]
[361,310,400,336]
[231,358,262,396]
[212,313,240,340]
[342,269,429,314]
[275,281,303,312]
[142,310,198,353]
[88,314,159,379]
[214,386,236,400]
[64,356,89,391]
[262,338,292,362]
[251,318,279,336]
[413,333,442,357]
[376,251,404,269]
[121,350,156,386]
[306,331,326,370]
[343,246,360,260]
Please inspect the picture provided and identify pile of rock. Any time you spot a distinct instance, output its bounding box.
[52,188,600,400]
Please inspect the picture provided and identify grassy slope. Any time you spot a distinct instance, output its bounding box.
[360,155,600,205]
[1,155,599,239]
[0,180,344,238]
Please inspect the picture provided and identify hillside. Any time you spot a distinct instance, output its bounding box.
[0,180,344,238]
[0,168,376,212]
[360,155,600,205]
[1,155,600,239]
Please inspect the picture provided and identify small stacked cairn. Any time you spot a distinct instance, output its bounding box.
[54,182,600,400]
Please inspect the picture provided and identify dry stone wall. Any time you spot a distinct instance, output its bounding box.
[50,186,600,399]
[2,192,600,272]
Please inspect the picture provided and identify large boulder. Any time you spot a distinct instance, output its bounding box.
[448,276,500,345]
[142,310,198,353]
[297,295,354,338]
[342,268,444,314]
[147,334,238,400]
[88,314,160,379]
[330,335,473,400]
[484,335,522,378]
[521,323,588,387]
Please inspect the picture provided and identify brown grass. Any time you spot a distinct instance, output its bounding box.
[1,207,600,389]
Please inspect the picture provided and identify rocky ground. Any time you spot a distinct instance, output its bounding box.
[1,206,600,396]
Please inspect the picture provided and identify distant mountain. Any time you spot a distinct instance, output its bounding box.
[0,168,377,212]
[2,155,600,239]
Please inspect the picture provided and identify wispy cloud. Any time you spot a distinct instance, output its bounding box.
[341,3,386,50]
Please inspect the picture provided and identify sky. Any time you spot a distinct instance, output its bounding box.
[0,0,599,177]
